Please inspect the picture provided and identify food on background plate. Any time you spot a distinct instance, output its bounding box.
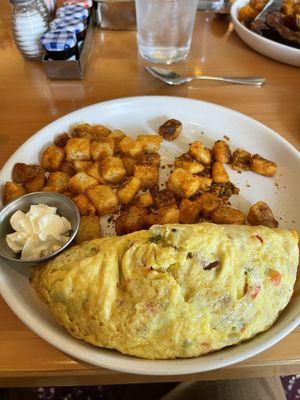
[2,119,278,243]
[238,0,300,49]
[30,223,299,360]
[6,204,71,260]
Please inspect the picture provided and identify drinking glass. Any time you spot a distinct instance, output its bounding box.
[135,0,198,64]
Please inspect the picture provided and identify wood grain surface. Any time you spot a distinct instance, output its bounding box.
[0,0,299,387]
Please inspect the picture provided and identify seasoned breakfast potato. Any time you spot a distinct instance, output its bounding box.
[47,171,70,193]
[211,182,239,201]
[159,119,182,141]
[211,161,229,183]
[108,130,126,143]
[250,0,267,11]
[135,191,154,208]
[41,145,65,172]
[247,201,278,228]
[153,189,177,209]
[73,194,96,216]
[144,206,180,226]
[118,136,143,158]
[93,124,111,138]
[73,160,93,172]
[231,148,251,171]
[69,172,98,194]
[198,176,213,192]
[61,190,74,199]
[211,206,246,225]
[238,4,257,22]
[101,156,126,183]
[87,185,119,215]
[71,123,94,139]
[138,153,161,167]
[179,199,201,224]
[3,182,26,204]
[75,215,101,244]
[54,133,69,148]
[137,135,162,153]
[189,141,212,165]
[121,157,137,176]
[115,206,146,235]
[133,164,159,189]
[167,168,201,199]
[65,138,91,161]
[24,173,46,193]
[174,160,204,174]
[117,177,141,205]
[85,162,105,183]
[60,161,76,177]
[250,154,277,177]
[212,140,231,163]
[90,138,115,161]
[12,163,44,183]
[197,193,223,218]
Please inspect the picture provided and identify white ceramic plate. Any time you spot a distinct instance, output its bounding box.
[231,0,300,67]
[0,96,299,375]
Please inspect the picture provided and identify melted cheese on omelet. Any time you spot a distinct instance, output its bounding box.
[30,223,299,359]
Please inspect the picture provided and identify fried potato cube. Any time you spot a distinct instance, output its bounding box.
[238,4,257,22]
[212,140,231,163]
[137,135,162,153]
[121,157,137,176]
[138,153,161,167]
[47,171,70,193]
[3,182,26,204]
[73,160,93,172]
[60,161,76,177]
[212,161,229,183]
[247,201,278,228]
[87,185,118,215]
[115,206,146,235]
[197,193,223,218]
[24,173,46,193]
[198,176,212,192]
[144,206,180,226]
[118,136,143,158]
[249,0,266,12]
[69,172,98,194]
[108,130,126,143]
[153,189,177,209]
[73,194,96,216]
[101,156,126,184]
[179,199,201,224]
[61,190,74,199]
[174,160,204,174]
[250,154,277,177]
[91,138,115,161]
[189,141,212,165]
[93,124,111,138]
[133,164,159,189]
[211,182,239,201]
[231,148,251,171]
[71,123,94,139]
[211,206,245,225]
[65,138,91,161]
[86,162,105,183]
[167,168,201,199]
[41,145,65,172]
[54,133,70,147]
[12,163,44,183]
[75,216,101,244]
[42,186,58,193]
[158,119,182,141]
[135,192,154,208]
[117,177,141,205]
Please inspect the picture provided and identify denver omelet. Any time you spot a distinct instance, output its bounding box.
[30,223,299,359]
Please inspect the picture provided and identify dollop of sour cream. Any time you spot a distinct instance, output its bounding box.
[6,203,71,260]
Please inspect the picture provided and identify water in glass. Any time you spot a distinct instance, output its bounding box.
[135,0,198,64]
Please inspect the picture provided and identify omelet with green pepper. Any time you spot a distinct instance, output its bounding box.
[30,223,299,359]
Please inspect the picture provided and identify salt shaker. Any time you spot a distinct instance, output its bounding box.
[36,0,50,22]
[10,0,49,60]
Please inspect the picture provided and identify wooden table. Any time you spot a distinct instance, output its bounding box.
[0,1,300,388]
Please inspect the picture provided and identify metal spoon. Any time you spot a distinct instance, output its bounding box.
[145,66,266,87]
